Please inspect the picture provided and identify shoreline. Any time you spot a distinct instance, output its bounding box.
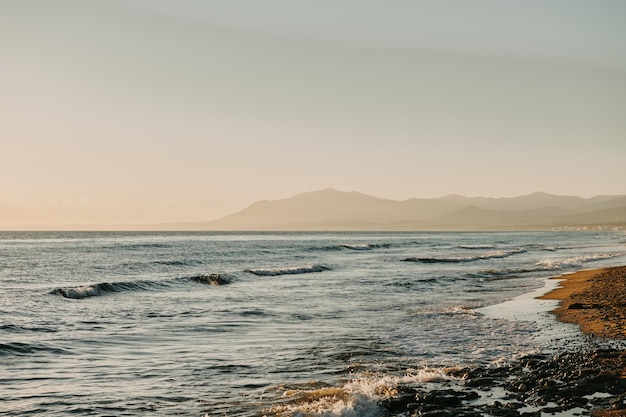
[538,266,626,340]
[380,267,626,416]
[536,266,626,416]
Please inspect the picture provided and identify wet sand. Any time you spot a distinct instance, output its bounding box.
[380,267,626,417]
[538,266,626,416]
[538,266,626,340]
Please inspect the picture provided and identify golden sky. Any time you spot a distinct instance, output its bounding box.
[1,0,625,227]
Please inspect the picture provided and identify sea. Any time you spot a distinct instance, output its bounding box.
[1,231,625,416]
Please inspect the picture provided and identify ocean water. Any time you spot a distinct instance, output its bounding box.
[1,231,625,416]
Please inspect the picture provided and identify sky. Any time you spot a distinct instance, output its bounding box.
[1,0,625,227]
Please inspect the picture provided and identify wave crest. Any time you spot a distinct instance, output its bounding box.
[478,252,624,277]
[187,274,230,286]
[535,253,623,270]
[403,249,526,264]
[52,273,230,299]
[266,369,453,417]
[246,265,329,276]
[341,243,391,251]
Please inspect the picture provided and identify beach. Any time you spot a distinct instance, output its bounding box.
[379,266,626,417]
[537,266,626,416]
[539,266,626,340]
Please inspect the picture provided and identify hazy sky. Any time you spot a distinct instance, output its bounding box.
[2,0,625,226]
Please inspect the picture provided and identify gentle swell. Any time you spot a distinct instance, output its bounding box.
[0,342,69,356]
[52,273,230,299]
[403,249,526,264]
[479,253,624,276]
[246,265,329,276]
[155,260,202,266]
[456,244,495,250]
[341,243,391,251]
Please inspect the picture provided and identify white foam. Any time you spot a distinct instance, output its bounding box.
[535,253,621,270]
[457,244,495,249]
[271,369,453,416]
[341,244,373,251]
[478,275,585,346]
[59,285,99,299]
[247,264,329,276]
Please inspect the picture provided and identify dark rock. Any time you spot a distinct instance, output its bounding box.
[567,302,603,309]
[381,349,625,416]
[379,387,417,413]
[415,389,463,408]
[541,405,567,413]
[419,411,451,417]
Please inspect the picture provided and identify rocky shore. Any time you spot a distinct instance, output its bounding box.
[381,266,626,417]
[381,348,626,416]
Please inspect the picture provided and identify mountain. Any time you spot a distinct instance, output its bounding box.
[184,189,626,231]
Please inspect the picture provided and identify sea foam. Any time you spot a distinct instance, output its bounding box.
[403,248,526,264]
[246,264,329,276]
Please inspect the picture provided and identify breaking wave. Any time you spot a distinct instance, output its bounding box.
[265,368,453,417]
[51,274,230,299]
[402,249,526,264]
[456,244,495,250]
[535,253,623,270]
[341,244,375,251]
[186,274,230,286]
[479,253,624,277]
[246,265,330,276]
[341,243,391,251]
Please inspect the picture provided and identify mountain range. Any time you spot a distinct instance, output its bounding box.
[164,189,626,231]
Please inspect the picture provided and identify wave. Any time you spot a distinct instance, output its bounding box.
[535,253,623,270]
[186,274,230,286]
[52,281,163,299]
[403,249,526,264]
[155,260,201,267]
[105,242,170,251]
[311,243,392,252]
[478,253,624,277]
[267,368,453,417]
[457,244,495,250]
[0,342,69,356]
[0,324,57,333]
[341,243,391,251]
[246,265,329,276]
[52,273,231,299]
[341,244,375,251]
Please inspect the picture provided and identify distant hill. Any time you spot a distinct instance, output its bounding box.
[168,189,626,231]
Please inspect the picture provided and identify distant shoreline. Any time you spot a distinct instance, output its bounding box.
[1,227,625,233]
[3,189,625,231]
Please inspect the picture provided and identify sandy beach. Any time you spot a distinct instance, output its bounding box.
[539,266,626,340]
[383,266,626,417]
[538,266,626,416]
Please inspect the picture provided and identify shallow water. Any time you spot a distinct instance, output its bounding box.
[1,231,624,416]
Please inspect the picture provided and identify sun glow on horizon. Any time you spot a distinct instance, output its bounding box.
[1,0,625,228]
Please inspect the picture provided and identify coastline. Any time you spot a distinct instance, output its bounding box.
[537,266,626,416]
[538,266,626,340]
[382,267,626,416]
